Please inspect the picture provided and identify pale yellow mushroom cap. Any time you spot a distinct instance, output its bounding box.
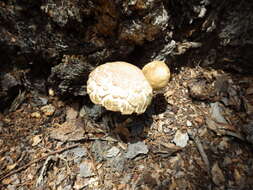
[142,61,170,90]
[87,62,153,115]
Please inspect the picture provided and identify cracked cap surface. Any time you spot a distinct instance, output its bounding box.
[87,61,153,114]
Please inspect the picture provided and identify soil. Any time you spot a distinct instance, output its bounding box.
[1,66,253,190]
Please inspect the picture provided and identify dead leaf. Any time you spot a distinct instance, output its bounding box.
[211,162,225,185]
[150,141,182,156]
[6,163,17,171]
[66,105,79,121]
[206,118,244,140]
[49,119,85,142]
[2,177,14,185]
[32,134,43,146]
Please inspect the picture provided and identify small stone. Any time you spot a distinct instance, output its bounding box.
[106,146,120,158]
[41,104,55,116]
[125,141,149,159]
[173,130,189,148]
[186,120,192,127]
[31,112,41,118]
[79,160,95,178]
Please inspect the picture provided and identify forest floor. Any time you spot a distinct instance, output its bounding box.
[1,65,253,190]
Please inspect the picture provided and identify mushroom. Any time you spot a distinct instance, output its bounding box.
[87,61,170,115]
[142,60,170,90]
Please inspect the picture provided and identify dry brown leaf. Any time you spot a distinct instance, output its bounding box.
[211,162,225,185]
[32,134,43,146]
[49,119,85,142]
[2,177,14,185]
[6,163,17,171]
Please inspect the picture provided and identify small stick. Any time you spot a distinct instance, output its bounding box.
[188,130,210,174]
[193,136,210,174]
[0,144,79,181]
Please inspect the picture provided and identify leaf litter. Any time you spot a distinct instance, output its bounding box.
[1,66,253,189]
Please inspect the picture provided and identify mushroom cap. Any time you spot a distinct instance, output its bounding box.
[87,61,153,115]
[142,61,170,90]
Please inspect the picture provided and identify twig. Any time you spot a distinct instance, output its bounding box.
[36,156,53,187]
[188,130,210,175]
[193,136,210,174]
[0,144,79,182]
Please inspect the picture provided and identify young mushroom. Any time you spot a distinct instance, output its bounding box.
[142,60,170,90]
[87,61,170,115]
